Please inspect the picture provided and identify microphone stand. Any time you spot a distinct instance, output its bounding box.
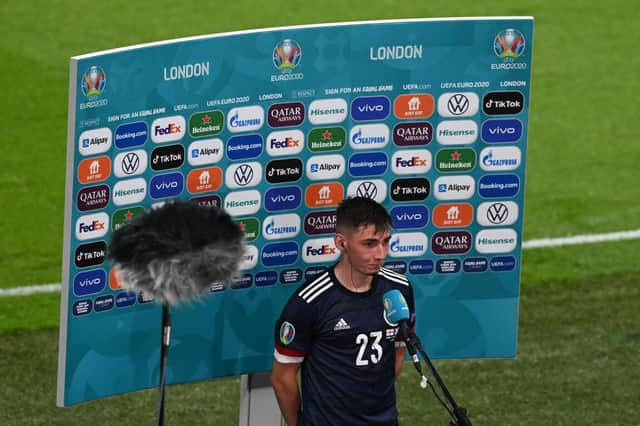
[157,302,172,426]
[406,332,472,426]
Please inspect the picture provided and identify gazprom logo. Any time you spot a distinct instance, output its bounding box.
[265,186,302,211]
[261,242,299,266]
[302,237,340,263]
[390,205,429,229]
[389,232,428,257]
[349,124,390,149]
[481,119,523,143]
[227,105,264,133]
[480,146,521,171]
[263,214,301,240]
[351,96,390,121]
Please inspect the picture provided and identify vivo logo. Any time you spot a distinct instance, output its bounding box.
[390,205,429,229]
[481,119,523,143]
[264,186,302,211]
[150,172,184,199]
[73,269,106,296]
[351,96,390,121]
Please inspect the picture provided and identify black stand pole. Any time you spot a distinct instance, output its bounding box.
[407,333,473,426]
[156,302,171,426]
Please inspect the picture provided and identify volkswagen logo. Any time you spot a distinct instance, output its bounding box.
[233,164,254,186]
[121,153,140,175]
[356,181,378,199]
[447,94,470,115]
[487,202,508,224]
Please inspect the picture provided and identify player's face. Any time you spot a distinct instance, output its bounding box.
[342,224,391,275]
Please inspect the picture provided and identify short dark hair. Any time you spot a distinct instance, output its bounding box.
[335,197,391,234]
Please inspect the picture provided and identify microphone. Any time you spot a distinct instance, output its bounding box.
[383,289,427,387]
[107,199,245,426]
[108,199,245,304]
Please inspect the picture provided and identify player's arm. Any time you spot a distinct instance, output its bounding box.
[394,343,407,378]
[271,359,301,426]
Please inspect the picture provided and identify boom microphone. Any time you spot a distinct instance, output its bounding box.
[383,289,425,382]
[107,199,245,425]
[108,199,245,304]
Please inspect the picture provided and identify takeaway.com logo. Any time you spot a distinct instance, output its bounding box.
[151,116,186,143]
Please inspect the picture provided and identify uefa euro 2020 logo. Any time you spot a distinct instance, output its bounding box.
[273,39,302,71]
[81,65,106,97]
[493,29,525,59]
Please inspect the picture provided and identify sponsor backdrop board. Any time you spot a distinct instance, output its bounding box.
[58,17,533,405]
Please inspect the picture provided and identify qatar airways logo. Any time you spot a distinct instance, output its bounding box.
[302,237,340,263]
[389,232,428,257]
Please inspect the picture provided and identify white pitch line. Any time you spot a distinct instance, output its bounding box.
[2,228,640,298]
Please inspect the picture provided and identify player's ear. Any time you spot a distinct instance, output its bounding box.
[335,233,347,253]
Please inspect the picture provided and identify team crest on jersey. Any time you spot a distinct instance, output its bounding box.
[385,328,398,340]
[280,321,296,345]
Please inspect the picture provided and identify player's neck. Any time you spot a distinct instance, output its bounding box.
[335,260,373,293]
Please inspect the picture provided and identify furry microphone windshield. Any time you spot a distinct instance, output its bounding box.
[108,200,245,305]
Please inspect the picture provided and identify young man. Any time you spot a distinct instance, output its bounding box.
[271,197,415,426]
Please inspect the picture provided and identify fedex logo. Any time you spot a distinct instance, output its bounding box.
[302,238,340,263]
[75,212,109,240]
[391,149,431,174]
[151,116,186,143]
[266,130,304,156]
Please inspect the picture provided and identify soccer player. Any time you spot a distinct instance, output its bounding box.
[271,197,415,426]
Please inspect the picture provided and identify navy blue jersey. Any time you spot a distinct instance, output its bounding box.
[274,266,415,426]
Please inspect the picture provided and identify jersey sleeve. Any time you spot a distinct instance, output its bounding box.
[274,292,315,364]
